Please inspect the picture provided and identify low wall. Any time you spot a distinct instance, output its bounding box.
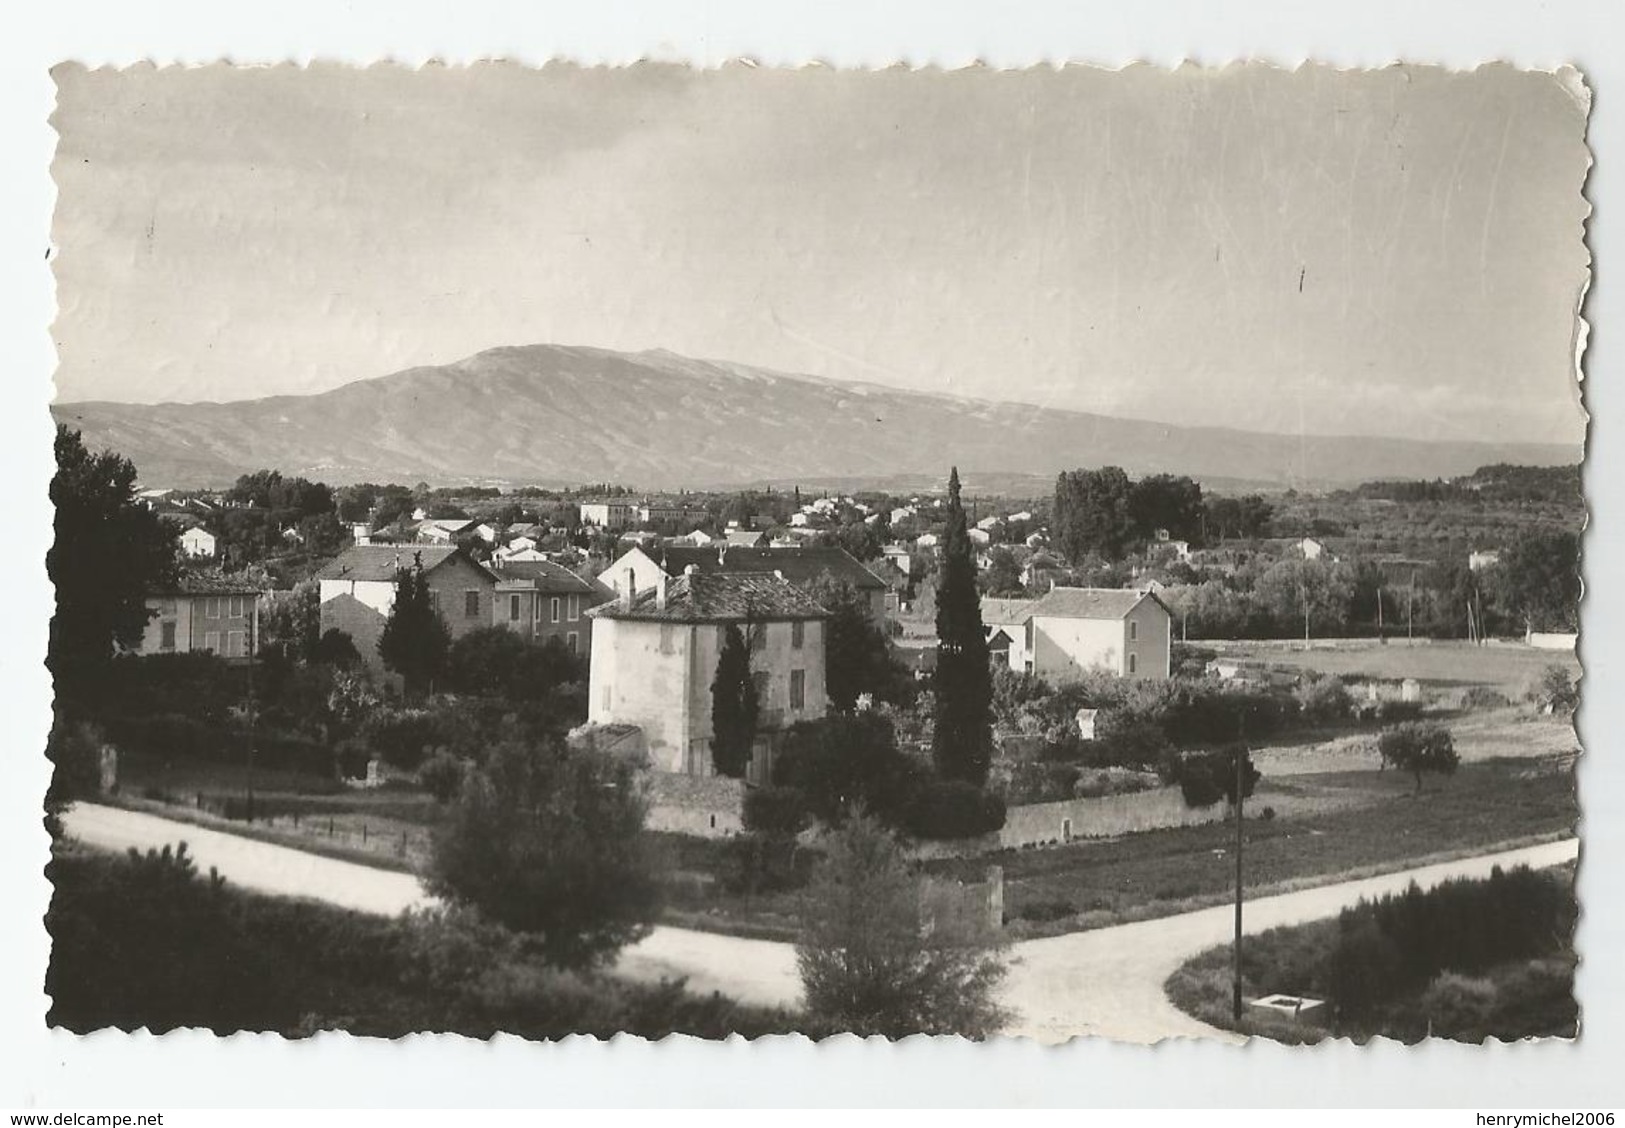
[642,771,745,837]
[1528,632,1579,652]
[910,785,1224,859]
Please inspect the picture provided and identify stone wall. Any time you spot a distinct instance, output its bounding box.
[642,771,746,837]
[910,784,1224,859]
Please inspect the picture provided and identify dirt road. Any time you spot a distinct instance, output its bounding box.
[61,802,1577,1043]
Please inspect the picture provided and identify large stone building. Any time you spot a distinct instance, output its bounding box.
[598,543,889,625]
[586,571,829,783]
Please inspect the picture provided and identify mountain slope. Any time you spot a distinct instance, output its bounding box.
[50,344,1579,490]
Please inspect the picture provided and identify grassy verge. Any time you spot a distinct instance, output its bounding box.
[1164,863,1579,1044]
[925,754,1577,939]
[99,793,425,876]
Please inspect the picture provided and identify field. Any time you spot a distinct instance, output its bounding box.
[1209,639,1581,697]
[926,749,1577,939]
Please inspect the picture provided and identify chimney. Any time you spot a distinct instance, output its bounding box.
[656,572,669,611]
[620,568,635,611]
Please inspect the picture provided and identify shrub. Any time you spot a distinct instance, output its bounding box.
[417,751,467,803]
[1375,699,1425,724]
[900,780,1007,840]
[1295,674,1352,723]
[1377,722,1459,792]
[773,712,922,828]
[46,717,106,834]
[1071,766,1161,800]
[1166,746,1260,809]
[1002,760,1081,805]
[1460,686,1511,711]
[311,628,362,668]
[720,832,810,897]
[365,709,441,770]
[1526,664,1579,716]
[1419,972,1498,1037]
[742,786,810,837]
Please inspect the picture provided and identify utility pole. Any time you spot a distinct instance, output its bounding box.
[1407,570,1415,642]
[1376,585,1385,640]
[1231,734,1248,1025]
[245,592,257,823]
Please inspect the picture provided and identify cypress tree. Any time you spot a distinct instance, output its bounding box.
[378,552,450,699]
[931,467,993,784]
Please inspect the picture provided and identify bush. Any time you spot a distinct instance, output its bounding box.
[1377,722,1459,792]
[1165,746,1260,809]
[1001,760,1080,805]
[1071,766,1162,799]
[1295,674,1352,723]
[417,751,467,803]
[46,716,107,833]
[773,713,922,828]
[1375,699,1425,724]
[719,832,810,897]
[365,709,441,770]
[1526,664,1579,716]
[742,786,810,837]
[1460,686,1511,711]
[900,780,1007,840]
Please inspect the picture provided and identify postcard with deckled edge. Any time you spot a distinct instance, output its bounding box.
[42,60,1588,1047]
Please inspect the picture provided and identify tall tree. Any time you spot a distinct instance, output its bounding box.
[1053,466,1135,562]
[48,427,179,701]
[796,813,1010,1038]
[427,734,662,969]
[1487,530,1582,634]
[710,623,759,778]
[808,577,898,710]
[1129,473,1204,542]
[932,467,993,784]
[377,552,450,698]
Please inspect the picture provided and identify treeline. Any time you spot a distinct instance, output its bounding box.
[1347,463,1582,506]
[1052,468,1273,563]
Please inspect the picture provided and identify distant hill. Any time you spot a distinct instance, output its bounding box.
[51,344,1580,491]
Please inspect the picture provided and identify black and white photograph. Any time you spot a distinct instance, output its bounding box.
[39,58,1589,1052]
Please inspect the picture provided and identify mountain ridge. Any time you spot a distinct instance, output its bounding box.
[51,343,1579,491]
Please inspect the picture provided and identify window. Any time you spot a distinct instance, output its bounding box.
[566,632,579,655]
[510,593,521,621]
[1129,619,1139,641]
[203,631,220,653]
[1129,653,1138,674]
[533,596,541,622]
[226,595,245,618]
[464,590,480,618]
[160,621,176,651]
[204,597,220,620]
[791,620,805,649]
[551,597,561,624]
[659,623,675,654]
[428,590,441,614]
[227,631,246,658]
[567,594,580,621]
[790,669,806,710]
[749,622,766,652]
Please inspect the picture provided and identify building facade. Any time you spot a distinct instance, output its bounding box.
[587,572,829,783]
[995,587,1171,681]
[132,572,262,660]
[316,545,499,675]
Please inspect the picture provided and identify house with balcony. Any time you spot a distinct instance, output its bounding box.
[586,571,829,783]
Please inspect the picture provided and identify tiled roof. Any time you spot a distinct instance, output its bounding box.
[589,572,829,623]
[489,558,598,594]
[1025,587,1163,621]
[980,597,1036,626]
[152,570,263,596]
[315,545,479,583]
[656,544,887,591]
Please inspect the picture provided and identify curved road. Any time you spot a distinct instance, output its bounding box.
[61,803,1577,1043]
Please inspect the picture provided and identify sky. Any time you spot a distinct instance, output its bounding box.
[49,62,1591,446]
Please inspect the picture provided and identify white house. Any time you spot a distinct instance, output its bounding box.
[981,597,1036,673]
[1298,537,1328,561]
[995,587,1172,681]
[1469,549,1502,572]
[968,527,992,547]
[587,572,829,782]
[976,515,1003,532]
[916,533,940,549]
[682,528,716,547]
[179,527,217,559]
